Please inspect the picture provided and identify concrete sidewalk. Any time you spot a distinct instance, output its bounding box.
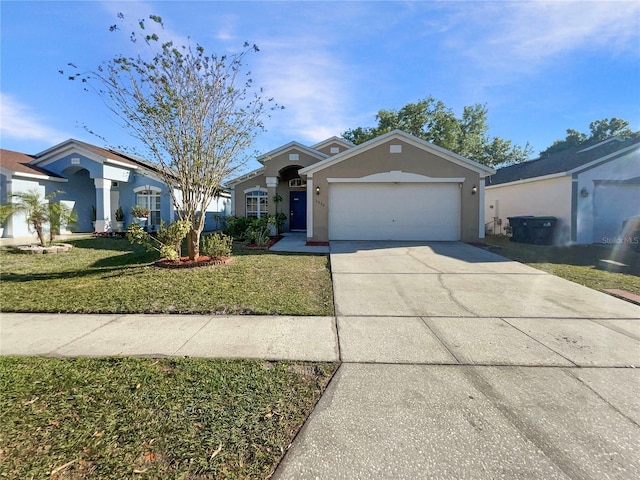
[0,313,338,361]
[3,313,638,368]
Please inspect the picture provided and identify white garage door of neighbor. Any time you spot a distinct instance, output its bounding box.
[329,182,461,241]
[593,183,640,243]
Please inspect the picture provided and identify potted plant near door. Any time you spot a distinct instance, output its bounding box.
[114,206,124,232]
[131,205,150,227]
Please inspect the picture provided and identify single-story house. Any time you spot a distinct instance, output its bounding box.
[485,137,640,244]
[228,130,496,243]
[0,139,230,239]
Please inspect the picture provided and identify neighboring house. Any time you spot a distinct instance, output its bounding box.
[485,137,640,244]
[228,130,495,243]
[0,139,230,239]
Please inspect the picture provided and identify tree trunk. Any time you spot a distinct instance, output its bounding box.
[187,229,200,260]
[35,224,46,247]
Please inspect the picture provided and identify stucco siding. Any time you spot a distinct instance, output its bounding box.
[231,176,267,217]
[575,149,640,244]
[263,149,322,178]
[485,176,572,243]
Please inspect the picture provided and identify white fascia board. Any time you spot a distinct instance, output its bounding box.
[33,143,108,168]
[257,141,328,164]
[226,167,264,187]
[310,136,354,150]
[105,158,139,170]
[300,130,496,177]
[13,171,68,183]
[576,137,623,152]
[32,138,77,159]
[566,144,639,175]
[485,172,567,189]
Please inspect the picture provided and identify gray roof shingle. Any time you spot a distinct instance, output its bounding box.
[487,137,640,186]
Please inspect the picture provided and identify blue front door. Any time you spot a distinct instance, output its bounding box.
[290,191,307,230]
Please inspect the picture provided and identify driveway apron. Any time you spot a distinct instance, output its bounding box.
[274,241,640,480]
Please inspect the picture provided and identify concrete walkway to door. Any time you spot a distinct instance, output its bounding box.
[273,241,640,480]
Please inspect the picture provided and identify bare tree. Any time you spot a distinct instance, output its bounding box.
[65,14,278,259]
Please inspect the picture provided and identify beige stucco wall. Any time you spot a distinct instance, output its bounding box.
[485,175,572,243]
[232,147,321,229]
[314,141,351,157]
[231,175,267,218]
[307,139,483,242]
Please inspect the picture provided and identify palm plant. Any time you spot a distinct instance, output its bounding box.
[11,189,75,246]
[0,203,14,227]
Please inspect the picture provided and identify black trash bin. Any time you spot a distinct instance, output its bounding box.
[507,216,534,243]
[528,217,557,245]
[508,216,557,245]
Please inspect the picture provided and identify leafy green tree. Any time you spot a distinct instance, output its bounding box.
[541,118,638,156]
[11,189,74,246]
[63,14,279,260]
[343,96,532,166]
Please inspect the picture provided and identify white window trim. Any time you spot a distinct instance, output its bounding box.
[245,188,269,219]
[133,185,162,193]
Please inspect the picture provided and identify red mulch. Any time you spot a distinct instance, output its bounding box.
[154,256,232,269]
[305,241,330,246]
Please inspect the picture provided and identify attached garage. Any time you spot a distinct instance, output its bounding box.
[593,181,640,242]
[299,130,495,243]
[328,182,461,241]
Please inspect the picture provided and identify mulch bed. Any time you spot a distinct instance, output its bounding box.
[154,256,233,269]
[245,236,282,250]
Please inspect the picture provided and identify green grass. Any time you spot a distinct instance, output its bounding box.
[0,356,338,479]
[0,237,334,315]
[485,235,640,296]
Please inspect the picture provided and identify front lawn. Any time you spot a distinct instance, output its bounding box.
[485,235,640,296]
[0,237,334,315]
[0,356,338,479]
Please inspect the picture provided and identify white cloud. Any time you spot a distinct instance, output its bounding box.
[0,93,68,145]
[452,1,640,76]
[254,39,356,143]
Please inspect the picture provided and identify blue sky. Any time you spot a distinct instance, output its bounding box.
[1,0,639,172]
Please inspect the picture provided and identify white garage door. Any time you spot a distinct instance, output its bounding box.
[329,182,461,241]
[593,183,640,243]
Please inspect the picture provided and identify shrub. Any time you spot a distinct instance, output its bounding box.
[224,216,251,239]
[126,220,190,261]
[201,232,233,258]
[245,217,271,245]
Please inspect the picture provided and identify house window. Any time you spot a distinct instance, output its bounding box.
[246,190,268,219]
[136,190,161,226]
[289,178,307,187]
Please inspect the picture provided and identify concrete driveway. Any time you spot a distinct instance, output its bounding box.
[274,241,640,480]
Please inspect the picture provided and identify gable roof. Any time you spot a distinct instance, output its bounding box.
[0,148,66,180]
[487,136,640,186]
[32,139,145,170]
[300,129,496,177]
[257,141,328,164]
[310,136,354,151]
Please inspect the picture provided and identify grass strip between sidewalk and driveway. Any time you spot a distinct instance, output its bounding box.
[485,235,640,296]
[0,356,338,479]
[0,237,333,315]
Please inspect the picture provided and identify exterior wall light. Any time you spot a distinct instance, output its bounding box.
[471,185,477,195]
[580,187,589,198]
[316,186,320,195]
